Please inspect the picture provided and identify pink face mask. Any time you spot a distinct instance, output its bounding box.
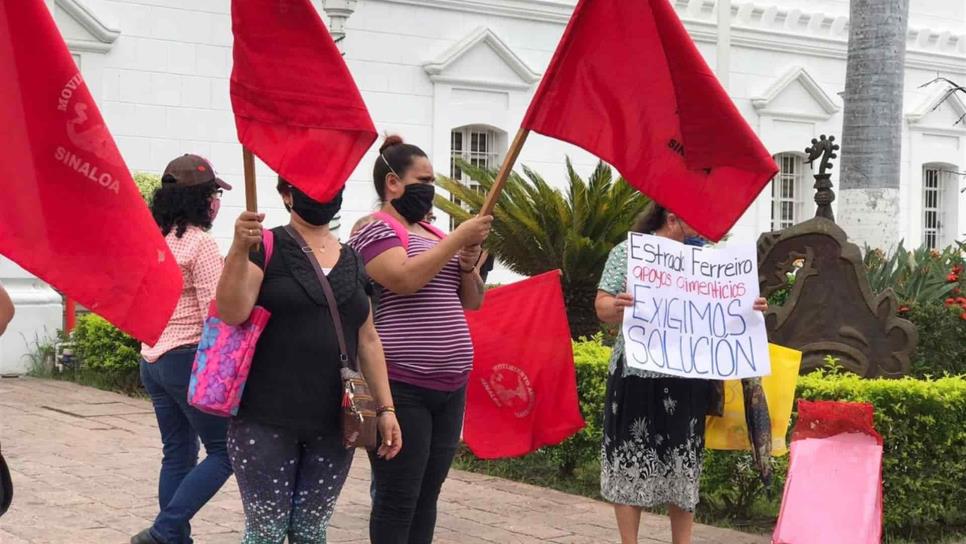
[209,197,221,222]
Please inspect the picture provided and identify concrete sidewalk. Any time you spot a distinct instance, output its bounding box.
[0,377,768,543]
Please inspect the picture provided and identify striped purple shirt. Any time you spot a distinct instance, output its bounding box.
[348,220,473,391]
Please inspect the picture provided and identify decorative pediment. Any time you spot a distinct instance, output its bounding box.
[424,27,540,90]
[52,0,120,54]
[752,66,840,121]
[906,87,966,129]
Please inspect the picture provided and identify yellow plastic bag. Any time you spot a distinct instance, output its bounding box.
[705,343,802,455]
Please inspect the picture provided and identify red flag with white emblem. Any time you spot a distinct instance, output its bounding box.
[231,0,377,202]
[0,0,181,344]
[464,272,585,459]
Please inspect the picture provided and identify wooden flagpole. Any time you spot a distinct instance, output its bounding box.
[242,148,261,250]
[478,128,530,216]
[243,148,258,212]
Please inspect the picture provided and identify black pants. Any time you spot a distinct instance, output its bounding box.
[369,381,466,544]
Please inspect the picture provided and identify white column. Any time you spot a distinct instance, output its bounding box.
[323,0,358,47]
[322,0,359,237]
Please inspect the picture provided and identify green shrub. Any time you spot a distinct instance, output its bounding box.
[797,371,966,535]
[552,335,611,474]
[456,340,966,540]
[134,172,161,205]
[73,314,141,372]
[766,271,795,308]
[906,301,966,377]
[863,242,962,305]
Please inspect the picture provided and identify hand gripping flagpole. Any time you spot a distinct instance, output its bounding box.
[478,128,530,217]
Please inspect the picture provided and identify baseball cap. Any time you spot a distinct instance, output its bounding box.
[161,154,232,190]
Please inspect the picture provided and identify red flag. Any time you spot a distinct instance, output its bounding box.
[464,272,585,459]
[0,0,181,344]
[231,0,377,202]
[522,0,778,241]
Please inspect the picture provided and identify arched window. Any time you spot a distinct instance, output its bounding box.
[922,163,959,249]
[448,125,505,229]
[770,152,808,231]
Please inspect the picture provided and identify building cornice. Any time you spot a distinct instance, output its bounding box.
[423,28,540,85]
[381,0,966,73]
[56,0,120,53]
[906,86,966,133]
[378,0,575,24]
[752,65,840,120]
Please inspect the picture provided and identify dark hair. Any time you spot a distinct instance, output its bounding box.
[631,202,668,234]
[151,181,218,237]
[276,177,293,211]
[373,135,428,202]
[276,176,292,195]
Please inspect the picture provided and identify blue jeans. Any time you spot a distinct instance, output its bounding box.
[140,347,232,544]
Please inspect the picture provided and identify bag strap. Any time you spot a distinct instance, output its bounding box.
[282,225,356,372]
[262,228,275,266]
[420,220,447,240]
[372,211,409,248]
[371,211,447,249]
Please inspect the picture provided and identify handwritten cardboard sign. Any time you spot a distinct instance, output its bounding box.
[621,233,770,380]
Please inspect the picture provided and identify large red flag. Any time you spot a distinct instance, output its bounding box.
[464,272,585,459]
[523,0,778,241]
[0,0,181,345]
[231,0,377,202]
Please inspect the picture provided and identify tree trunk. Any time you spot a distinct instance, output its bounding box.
[564,282,600,340]
[839,0,910,251]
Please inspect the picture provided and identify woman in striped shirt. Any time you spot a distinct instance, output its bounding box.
[349,135,492,544]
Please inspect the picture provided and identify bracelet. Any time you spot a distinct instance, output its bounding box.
[376,406,395,417]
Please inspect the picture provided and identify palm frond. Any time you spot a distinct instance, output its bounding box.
[436,158,650,337]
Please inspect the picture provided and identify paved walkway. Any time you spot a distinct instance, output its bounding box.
[0,377,768,543]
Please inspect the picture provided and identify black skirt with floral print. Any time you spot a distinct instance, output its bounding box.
[600,355,713,511]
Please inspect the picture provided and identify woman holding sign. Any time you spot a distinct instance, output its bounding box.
[595,203,767,544]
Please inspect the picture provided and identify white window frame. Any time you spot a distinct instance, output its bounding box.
[449,126,502,229]
[921,164,958,249]
[770,153,807,231]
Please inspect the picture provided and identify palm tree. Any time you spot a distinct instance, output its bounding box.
[435,160,649,338]
[839,0,910,251]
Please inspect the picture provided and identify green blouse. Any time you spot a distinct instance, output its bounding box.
[598,241,664,379]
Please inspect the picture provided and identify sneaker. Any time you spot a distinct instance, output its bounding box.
[130,528,162,544]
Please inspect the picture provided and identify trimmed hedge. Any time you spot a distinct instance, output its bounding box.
[71,314,142,393]
[459,338,966,540]
[73,314,141,371]
[906,301,966,377]
[798,372,966,533]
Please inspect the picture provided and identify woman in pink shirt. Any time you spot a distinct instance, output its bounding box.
[131,155,233,544]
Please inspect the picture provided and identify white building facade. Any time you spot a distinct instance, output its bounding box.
[1,0,964,373]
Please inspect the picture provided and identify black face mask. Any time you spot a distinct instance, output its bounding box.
[391,183,435,224]
[289,186,342,226]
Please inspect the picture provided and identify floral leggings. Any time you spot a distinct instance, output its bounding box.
[227,418,352,544]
